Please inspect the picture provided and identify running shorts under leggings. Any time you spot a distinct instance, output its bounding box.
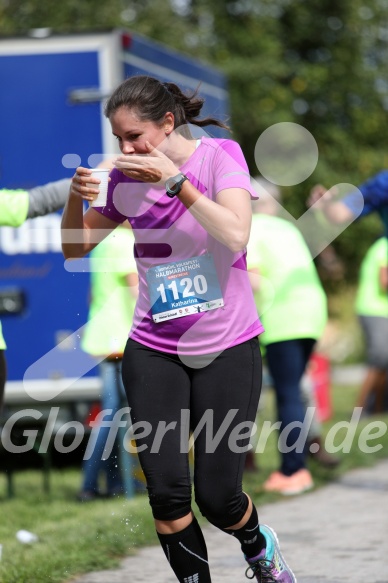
[122,337,262,528]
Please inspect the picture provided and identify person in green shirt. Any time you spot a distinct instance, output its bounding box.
[247,178,334,495]
[0,322,6,412]
[354,236,388,413]
[0,178,71,411]
[77,223,139,501]
[0,180,70,227]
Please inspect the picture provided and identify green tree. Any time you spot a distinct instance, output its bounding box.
[1,0,387,278]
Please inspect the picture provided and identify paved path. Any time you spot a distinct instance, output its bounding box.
[70,459,388,583]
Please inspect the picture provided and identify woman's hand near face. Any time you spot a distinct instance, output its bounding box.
[113,141,179,184]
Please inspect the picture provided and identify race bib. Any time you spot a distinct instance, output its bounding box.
[146,254,224,323]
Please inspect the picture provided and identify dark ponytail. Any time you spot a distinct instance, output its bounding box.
[104,75,229,132]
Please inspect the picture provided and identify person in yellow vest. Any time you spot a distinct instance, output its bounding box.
[354,236,388,414]
[247,177,338,496]
[0,178,70,411]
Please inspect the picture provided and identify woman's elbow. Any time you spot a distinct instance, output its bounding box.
[61,243,86,260]
[61,227,88,259]
[226,230,250,253]
[61,248,75,260]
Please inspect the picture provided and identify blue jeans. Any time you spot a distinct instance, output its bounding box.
[82,359,125,494]
[265,339,316,476]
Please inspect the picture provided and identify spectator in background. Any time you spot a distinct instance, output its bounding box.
[0,179,70,228]
[0,178,71,412]
[77,223,138,501]
[0,330,5,413]
[308,175,388,409]
[248,178,338,496]
[354,236,388,414]
[308,171,388,235]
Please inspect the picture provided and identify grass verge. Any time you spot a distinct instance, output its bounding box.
[0,383,387,582]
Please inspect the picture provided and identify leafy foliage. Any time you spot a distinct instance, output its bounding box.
[1,0,387,277]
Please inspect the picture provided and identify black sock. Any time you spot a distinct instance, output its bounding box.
[157,517,211,583]
[222,504,266,559]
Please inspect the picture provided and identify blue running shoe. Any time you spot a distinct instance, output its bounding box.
[245,524,296,582]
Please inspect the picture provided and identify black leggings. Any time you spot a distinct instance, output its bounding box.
[122,337,262,528]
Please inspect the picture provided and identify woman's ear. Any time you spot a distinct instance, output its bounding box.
[163,112,175,135]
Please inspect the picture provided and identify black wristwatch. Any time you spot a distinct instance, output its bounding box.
[165,173,188,198]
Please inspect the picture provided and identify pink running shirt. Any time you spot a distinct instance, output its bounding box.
[95,137,264,358]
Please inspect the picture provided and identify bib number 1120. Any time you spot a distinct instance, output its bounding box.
[156,275,208,303]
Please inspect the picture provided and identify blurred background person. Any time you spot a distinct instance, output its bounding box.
[77,222,138,501]
[247,178,338,496]
[0,328,5,414]
[0,179,70,228]
[308,174,388,411]
[354,236,388,415]
[0,178,71,412]
[308,171,388,236]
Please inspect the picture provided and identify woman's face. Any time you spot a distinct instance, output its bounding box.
[110,107,173,155]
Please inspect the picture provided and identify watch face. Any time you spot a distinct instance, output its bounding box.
[166,173,186,196]
[166,177,179,192]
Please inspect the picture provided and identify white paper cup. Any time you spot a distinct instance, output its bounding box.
[87,168,110,207]
[16,530,39,544]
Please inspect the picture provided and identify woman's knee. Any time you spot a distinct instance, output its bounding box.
[147,482,192,522]
[195,486,247,529]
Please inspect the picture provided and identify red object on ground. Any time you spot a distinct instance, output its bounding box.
[308,352,333,422]
[86,403,102,427]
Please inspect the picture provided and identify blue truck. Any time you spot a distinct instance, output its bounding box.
[0,29,229,416]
